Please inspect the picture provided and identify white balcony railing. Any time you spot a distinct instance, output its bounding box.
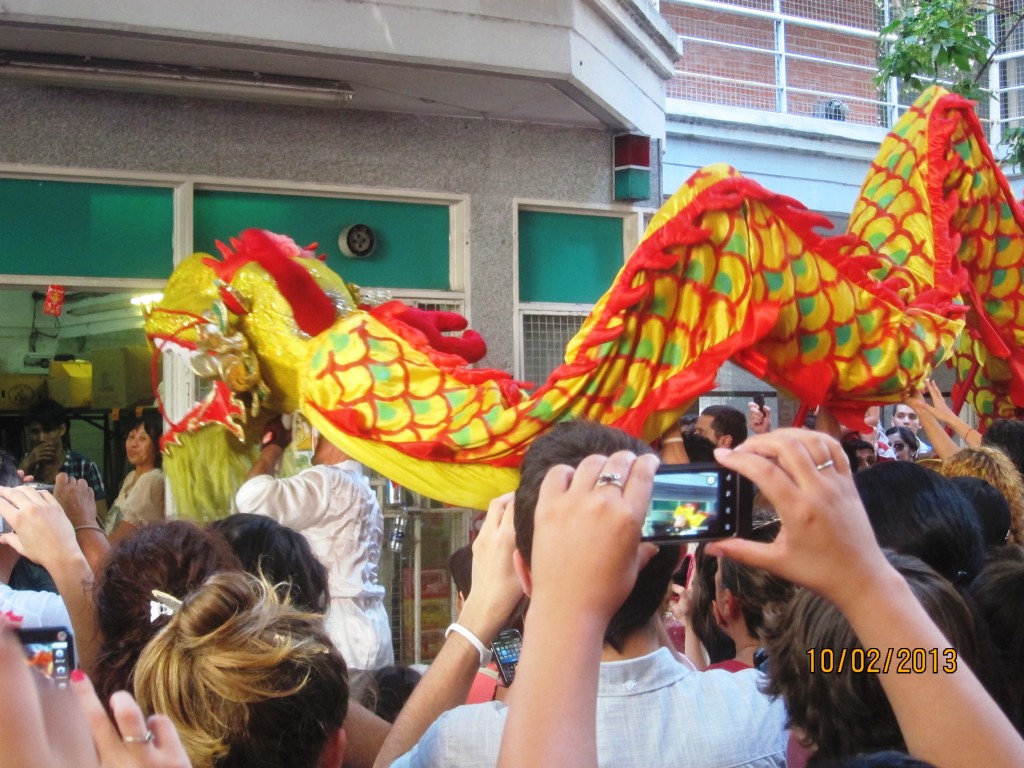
[662,0,1024,152]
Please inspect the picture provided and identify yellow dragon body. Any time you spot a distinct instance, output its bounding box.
[146,87,1024,518]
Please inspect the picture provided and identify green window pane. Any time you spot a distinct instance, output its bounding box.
[0,179,173,278]
[518,211,624,303]
[193,190,451,291]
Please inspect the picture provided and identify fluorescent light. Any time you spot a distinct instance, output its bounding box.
[0,52,354,108]
[130,293,164,307]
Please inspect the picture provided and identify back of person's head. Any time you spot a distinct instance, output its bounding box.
[689,541,736,663]
[369,665,422,723]
[809,753,937,767]
[123,412,164,469]
[514,421,678,652]
[680,414,699,433]
[209,514,329,614]
[982,419,1024,478]
[968,547,1024,733]
[93,520,242,703]
[940,446,1024,545]
[853,461,985,587]
[448,544,473,598]
[682,431,717,463]
[763,551,980,759]
[718,521,795,641]
[134,571,348,768]
[701,404,747,446]
[0,450,19,487]
[945,476,1013,548]
[24,398,66,431]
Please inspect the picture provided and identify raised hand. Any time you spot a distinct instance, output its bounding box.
[707,428,886,610]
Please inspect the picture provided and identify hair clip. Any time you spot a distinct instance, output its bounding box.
[150,590,183,623]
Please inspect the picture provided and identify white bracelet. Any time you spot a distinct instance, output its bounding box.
[661,437,683,444]
[445,622,492,667]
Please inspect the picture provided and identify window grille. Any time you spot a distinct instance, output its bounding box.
[520,311,588,384]
[662,0,1024,145]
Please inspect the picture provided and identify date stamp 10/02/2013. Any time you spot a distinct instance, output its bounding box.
[806,647,957,674]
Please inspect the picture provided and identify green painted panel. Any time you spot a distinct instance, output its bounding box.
[193,191,451,290]
[518,211,624,303]
[0,179,173,278]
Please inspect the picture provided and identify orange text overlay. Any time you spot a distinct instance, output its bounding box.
[806,647,957,674]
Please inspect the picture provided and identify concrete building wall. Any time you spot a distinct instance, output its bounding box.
[0,81,636,372]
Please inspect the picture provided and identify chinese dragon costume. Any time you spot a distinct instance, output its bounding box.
[145,87,1024,518]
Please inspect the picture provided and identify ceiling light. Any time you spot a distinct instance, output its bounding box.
[0,52,354,108]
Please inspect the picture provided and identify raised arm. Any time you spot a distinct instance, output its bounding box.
[498,451,659,768]
[0,486,101,676]
[372,492,523,768]
[709,429,1024,768]
[53,473,110,574]
[906,380,980,459]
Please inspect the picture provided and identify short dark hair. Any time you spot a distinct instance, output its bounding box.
[719,521,794,640]
[763,551,980,758]
[946,476,1012,548]
[448,544,473,598]
[982,419,1024,478]
[513,421,678,652]
[0,450,19,488]
[968,546,1024,732]
[689,542,736,663]
[854,461,985,587]
[370,665,423,723]
[24,398,66,431]
[209,514,330,614]
[809,753,938,767]
[701,405,747,445]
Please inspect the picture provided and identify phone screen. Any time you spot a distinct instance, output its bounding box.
[491,628,522,686]
[642,463,750,543]
[17,627,75,688]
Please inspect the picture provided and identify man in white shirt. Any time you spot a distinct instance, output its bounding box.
[374,421,787,768]
[235,417,394,674]
[891,403,932,456]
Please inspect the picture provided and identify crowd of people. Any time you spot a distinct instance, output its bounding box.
[1,384,1024,768]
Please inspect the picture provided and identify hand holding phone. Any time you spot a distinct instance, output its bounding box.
[491,628,522,686]
[642,463,752,543]
[16,627,75,688]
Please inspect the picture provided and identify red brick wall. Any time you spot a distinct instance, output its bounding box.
[661,0,884,125]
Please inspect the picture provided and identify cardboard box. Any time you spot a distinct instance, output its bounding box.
[47,361,92,408]
[0,373,47,411]
[91,347,158,408]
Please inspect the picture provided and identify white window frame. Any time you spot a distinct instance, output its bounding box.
[512,198,649,381]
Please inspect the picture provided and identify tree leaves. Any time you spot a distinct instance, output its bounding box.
[876,1,1024,169]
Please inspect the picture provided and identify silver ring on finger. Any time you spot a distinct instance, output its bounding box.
[596,472,624,489]
[815,459,836,472]
[123,730,154,745]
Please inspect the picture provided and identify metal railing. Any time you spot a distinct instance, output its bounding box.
[662,0,1024,148]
